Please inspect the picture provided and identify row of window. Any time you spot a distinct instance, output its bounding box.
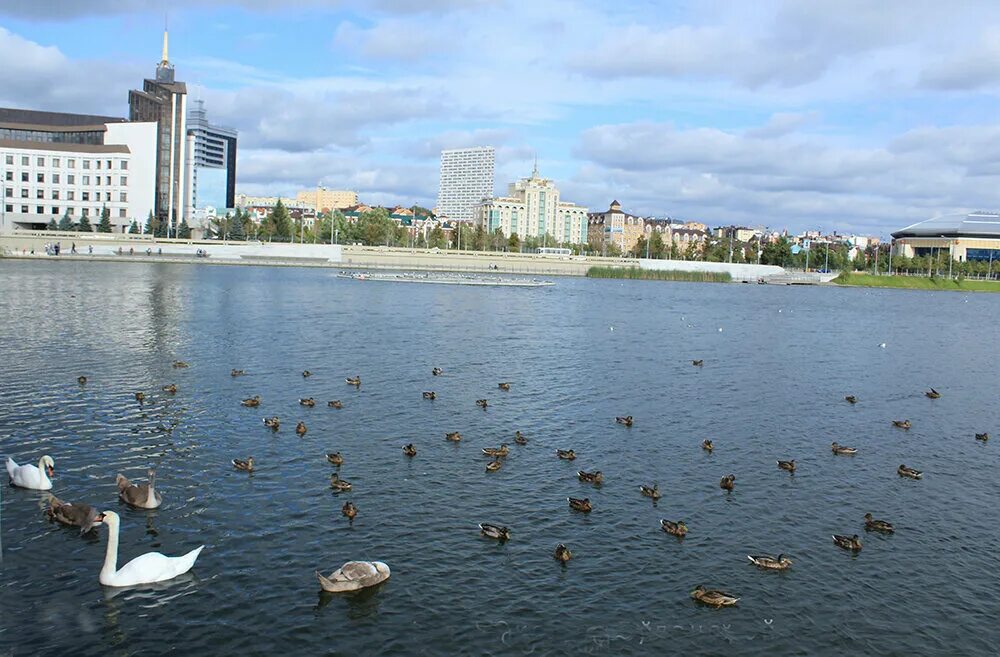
[4,171,127,186]
[5,188,127,202]
[3,154,127,170]
[4,204,128,218]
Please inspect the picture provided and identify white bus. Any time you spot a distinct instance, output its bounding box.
[536,247,572,256]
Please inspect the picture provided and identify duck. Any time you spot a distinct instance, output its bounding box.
[892,419,911,430]
[98,511,203,587]
[833,534,862,551]
[263,416,280,430]
[777,459,796,473]
[845,395,857,404]
[316,561,390,592]
[172,361,189,369]
[77,375,88,385]
[445,431,462,442]
[328,400,343,409]
[615,415,633,427]
[422,391,436,400]
[690,585,739,607]
[296,421,307,436]
[720,474,735,491]
[479,523,510,541]
[692,359,704,366]
[6,455,55,490]
[747,554,792,570]
[116,469,162,509]
[402,444,417,457]
[498,382,511,391]
[640,484,661,500]
[701,439,714,452]
[554,544,572,563]
[299,397,316,407]
[47,495,103,533]
[432,367,443,376]
[302,370,312,378]
[975,432,989,442]
[556,449,576,460]
[327,452,344,465]
[898,464,922,479]
[482,445,510,458]
[661,519,687,537]
[231,369,245,377]
[578,470,603,484]
[162,384,177,394]
[232,456,254,472]
[346,375,361,387]
[485,459,503,472]
[925,388,941,399]
[514,431,528,445]
[864,513,894,533]
[831,442,857,455]
[476,399,489,408]
[568,497,592,512]
[330,474,353,492]
[134,391,146,404]
[241,395,261,407]
[342,501,357,520]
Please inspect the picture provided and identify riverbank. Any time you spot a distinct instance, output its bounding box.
[587,266,732,283]
[833,272,1000,292]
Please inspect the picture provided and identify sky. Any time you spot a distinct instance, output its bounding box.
[2,0,1000,236]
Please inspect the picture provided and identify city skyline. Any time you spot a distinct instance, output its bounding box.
[4,1,1000,236]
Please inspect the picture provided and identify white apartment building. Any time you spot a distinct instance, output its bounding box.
[475,165,588,244]
[436,146,495,223]
[0,108,156,233]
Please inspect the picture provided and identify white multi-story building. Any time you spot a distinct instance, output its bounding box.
[436,146,495,223]
[475,165,588,244]
[0,108,156,233]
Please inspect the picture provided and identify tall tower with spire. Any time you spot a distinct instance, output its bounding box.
[129,28,188,234]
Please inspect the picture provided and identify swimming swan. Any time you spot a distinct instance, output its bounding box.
[6,455,54,490]
[98,511,203,587]
[316,561,390,592]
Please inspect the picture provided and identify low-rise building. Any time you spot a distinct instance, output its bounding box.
[0,107,156,233]
[891,211,1000,262]
[475,166,588,244]
[295,188,357,212]
[588,200,645,252]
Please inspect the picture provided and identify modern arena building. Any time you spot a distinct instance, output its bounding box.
[891,211,1000,263]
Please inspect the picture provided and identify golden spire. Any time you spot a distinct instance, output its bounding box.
[161,28,169,65]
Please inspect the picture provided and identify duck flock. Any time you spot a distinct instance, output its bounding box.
[3,367,991,606]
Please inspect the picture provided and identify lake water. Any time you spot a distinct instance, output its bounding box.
[1,260,998,656]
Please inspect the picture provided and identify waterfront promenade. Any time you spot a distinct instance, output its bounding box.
[0,230,787,281]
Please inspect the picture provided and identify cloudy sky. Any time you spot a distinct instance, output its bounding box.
[3,0,1000,235]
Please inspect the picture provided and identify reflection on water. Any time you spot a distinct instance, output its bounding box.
[1,260,999,656]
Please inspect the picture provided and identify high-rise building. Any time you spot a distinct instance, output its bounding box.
[474,164,588,244]
[295,188,357,212]
[128,29,188,233]
[0,108,156,233]
[436,146,494,223]
[186,99,237,213]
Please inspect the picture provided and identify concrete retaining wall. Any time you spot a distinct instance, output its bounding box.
[637,258,785,281]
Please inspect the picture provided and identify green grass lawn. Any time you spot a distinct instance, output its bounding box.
[833,272,1000,292]
[587,266,732,283]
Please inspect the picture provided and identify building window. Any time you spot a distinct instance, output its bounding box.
[4,204,11,213]
[96,160,101,170]
[82,175,89,185]
[68,159,75,169]
[67,207,74,215]
[51,206,59,215]
[52,158,60,167]
[52,190,59,200]
[105,176,111,185]
[106,160,111,169]
[120,176,127,186]
[20,156,28,166]
[82,192,89,201]
[4,171,10,181]
[36,205,44,214]
[83,160,90,169]
[21,172,28,182]
[21,205,28,213]
[37,173,44,183]
[105,192,111,202]
[119,209,127,218]
[4,155,11,165]
[119,192,127,202]
[82,208,89,217]
[121,161,127,170]
[3,188,9,197]
[36,157,44,166]
[36,189,43,199]
[52,174,59,184]
[67,174,74,184]
[68,191,75,200]
[21,189,27,198]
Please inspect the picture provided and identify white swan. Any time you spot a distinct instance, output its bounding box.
[99,511,204,587]
[6,455,54,490]
[316,561,390,592]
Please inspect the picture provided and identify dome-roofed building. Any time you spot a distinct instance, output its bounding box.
[891,211,1000,262]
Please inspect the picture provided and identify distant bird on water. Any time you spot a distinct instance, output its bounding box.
[326,452,344,466]
[346,375,361,387]
[845,395,857,404]
[976,432,989,442]
[241,395,261,407]
[568,497,592,513]
[328,400,343,409]
[232,456,254,472]
[702,439,714,453]
[302,370,312,378]
[615,415,633,427]
[162,384,177,394]
[747,554,792,570]
[296,421,307,436]
[925,388,941,399]
[554,544,572,563]
[690,585,738,607]
[661,519,687,537]
[864,513,894,533]
[342,501,357,520]
[831,442,857,455]
[77,376,87,385]
[692,359,704,367]
[498,382,511,391]
[422,391,436,400]
[892,419,911,430]
[231,369,245,377]
[720,474,735,491]
[432,367,443,376]
[514,431,528,445]
[476,399,489,408]
[402,444,417,457]
[897,464,922,479]
[640,484,661,500]
[777,460,796,473]
[556,449,576,460]
[833,534,862,551]
[299,398,315,407]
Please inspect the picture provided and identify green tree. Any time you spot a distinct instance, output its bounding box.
[57,211,74,231]
[46,218,58,231]
[761,236,792,266]
[649,230,665,259]
[229,210,246,240]
[633,235,648,258]
[508,232,521,252]
[155,216,168,238]
[177,219,192,239]
[144,210,158,235]
[77,214,93,232]
[268,200,292,239]
[128,220,140,234]
[97,206,113,233]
